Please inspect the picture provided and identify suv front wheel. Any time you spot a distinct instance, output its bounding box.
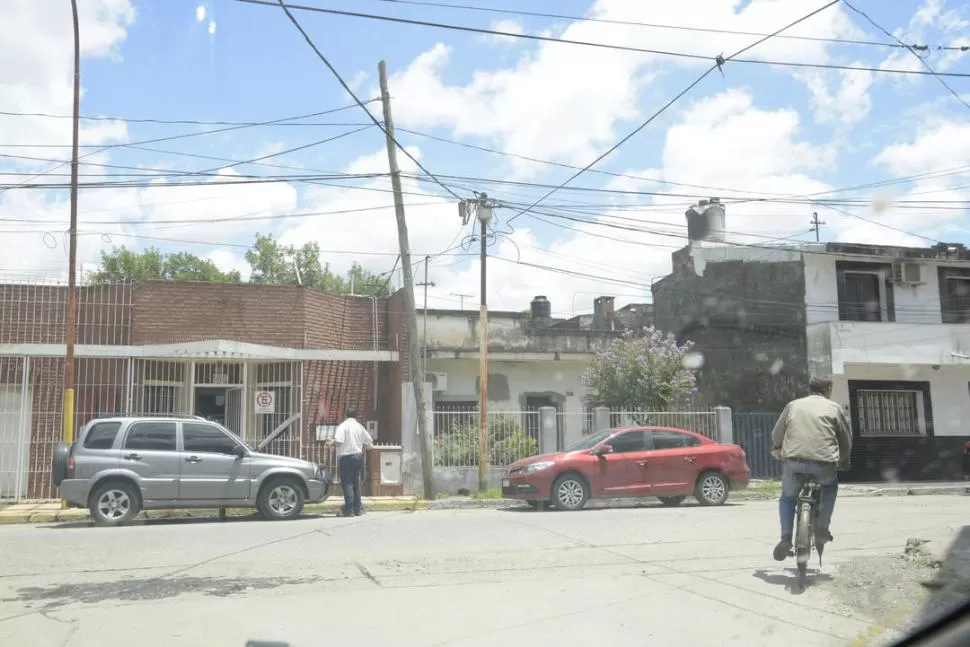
[257,478,306,521]
[89,481,141,526]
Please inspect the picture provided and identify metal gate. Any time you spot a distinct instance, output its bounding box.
[733,411,783,479]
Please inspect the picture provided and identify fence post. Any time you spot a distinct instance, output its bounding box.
[538,406,557,453]
[714,406,733,445]
[594,406,610,432]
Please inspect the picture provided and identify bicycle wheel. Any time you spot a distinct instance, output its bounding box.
[795,502,812,589]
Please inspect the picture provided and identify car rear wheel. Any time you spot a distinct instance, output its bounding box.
[257,478,306,521]
[694,471,730,506]
[658,496,686,507]
[89,480,141,526]
[551,474,589,511]
[51,442,72,487]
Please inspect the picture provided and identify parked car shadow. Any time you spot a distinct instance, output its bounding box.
[915,525,970,628]
[753,567,832,595]
[42,513,324,530]
[499,500,743,513]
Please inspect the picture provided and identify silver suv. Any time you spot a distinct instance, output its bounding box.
[51,416,332,526]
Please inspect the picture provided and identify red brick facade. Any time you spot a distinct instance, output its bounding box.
[0,281,410,499]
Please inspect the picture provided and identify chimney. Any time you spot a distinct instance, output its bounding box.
[685,197,726,243]
[592,296,615,331]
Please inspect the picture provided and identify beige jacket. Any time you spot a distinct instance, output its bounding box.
[771,394,853,469]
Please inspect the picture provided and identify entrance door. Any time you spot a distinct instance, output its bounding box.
[225,387,243,437]
[0,387,30,500]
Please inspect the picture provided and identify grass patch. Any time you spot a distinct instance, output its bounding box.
[744,480,781,494]
[471,487,504,500]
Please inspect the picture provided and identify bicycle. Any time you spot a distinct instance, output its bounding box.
[791,473,821,590]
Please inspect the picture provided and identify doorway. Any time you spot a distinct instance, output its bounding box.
[194,387,243,436]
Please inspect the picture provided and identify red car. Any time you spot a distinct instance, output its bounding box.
[502,426,751,511]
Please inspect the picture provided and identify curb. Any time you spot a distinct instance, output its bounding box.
[0,500,427,525]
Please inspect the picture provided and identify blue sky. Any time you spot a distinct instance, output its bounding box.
[3,0,970,314]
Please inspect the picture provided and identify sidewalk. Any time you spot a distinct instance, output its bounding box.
[0,496,426,525]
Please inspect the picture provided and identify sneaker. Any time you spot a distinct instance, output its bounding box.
[773,537,792,561]
[817,528,834,543]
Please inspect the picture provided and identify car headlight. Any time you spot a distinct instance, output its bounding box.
[520,461,554,473]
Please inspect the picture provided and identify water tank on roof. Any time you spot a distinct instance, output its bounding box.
[686,197,726,243]
[530,295,551,322]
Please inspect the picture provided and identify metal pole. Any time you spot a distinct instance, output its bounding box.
[478,215,489,492]
[63,0,81,445]
[378,60,435,500]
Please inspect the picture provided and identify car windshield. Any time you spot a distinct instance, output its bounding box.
[564,429,615,452]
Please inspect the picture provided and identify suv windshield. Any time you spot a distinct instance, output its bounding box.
[564,429,615,452]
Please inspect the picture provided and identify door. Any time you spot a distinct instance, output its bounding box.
[225,388,243,437]
[646,430,703,495]
[0,386,30,500]
[121,421,180,501]
[591,429,652,497]
[178,421,252,501]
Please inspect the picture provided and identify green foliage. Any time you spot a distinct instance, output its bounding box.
[88,247,241,284]
[433,414,539,467]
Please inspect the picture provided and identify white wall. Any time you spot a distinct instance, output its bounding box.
[829,363,970,438]
[808,321,970,372]
[803,253,945,325]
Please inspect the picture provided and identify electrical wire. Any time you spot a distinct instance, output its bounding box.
[270,0,464,201]
[501,1,843,230]
[233,0,970,78]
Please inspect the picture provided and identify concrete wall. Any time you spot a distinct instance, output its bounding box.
[433,467,507,495]
[808,321,970,374]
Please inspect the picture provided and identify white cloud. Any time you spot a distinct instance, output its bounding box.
[798,65,874,126]
[481,19,525,45]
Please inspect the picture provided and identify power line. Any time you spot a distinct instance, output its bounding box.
[233,0,970,78]
[270,0,464,201]
[502,1,843,229]
[372,0,909,49]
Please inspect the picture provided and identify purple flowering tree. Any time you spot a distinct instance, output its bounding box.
[582,327,699,413]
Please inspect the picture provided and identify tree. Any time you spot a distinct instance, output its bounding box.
[244,233,389,296]
[582,327,699,412]
[88,247,240,284]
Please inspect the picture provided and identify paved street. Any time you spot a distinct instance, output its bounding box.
[0,496,966,647]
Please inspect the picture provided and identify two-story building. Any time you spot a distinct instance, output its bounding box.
[652,198,970,481]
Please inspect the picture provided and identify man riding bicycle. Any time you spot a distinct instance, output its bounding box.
[770,376,852,561]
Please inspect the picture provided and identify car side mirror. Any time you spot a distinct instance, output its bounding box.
[596,444,614,456]
[231,444,247,458]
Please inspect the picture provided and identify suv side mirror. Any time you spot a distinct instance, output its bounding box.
[231,444,247,458]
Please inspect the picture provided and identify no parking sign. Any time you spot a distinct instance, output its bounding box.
[254,390,275,414]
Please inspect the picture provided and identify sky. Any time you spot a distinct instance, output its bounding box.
[3,0,970,318]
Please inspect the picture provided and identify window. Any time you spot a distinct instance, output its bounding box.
[183,422,239,454]
[124,421,177,451]
[608,430,646,453]
[941,274,970,323]
[83,421,122,450]
[142,385,181,415]
[857,390,924,436]
[839,271,884,321]
[651,430,701,450]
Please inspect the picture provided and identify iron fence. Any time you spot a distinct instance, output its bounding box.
[604,410,719,440]
[733,411,783,479]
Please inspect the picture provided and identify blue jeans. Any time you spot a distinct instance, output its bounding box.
[779,460,838,540]
[338,453,364,515]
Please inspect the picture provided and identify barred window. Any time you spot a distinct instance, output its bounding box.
[857,389,923,436]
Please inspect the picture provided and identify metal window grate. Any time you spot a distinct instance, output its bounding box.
[857,389,922,436]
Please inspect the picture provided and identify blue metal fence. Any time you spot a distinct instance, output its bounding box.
[733,411,782,479]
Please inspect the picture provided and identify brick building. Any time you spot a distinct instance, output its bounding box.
[0,280,405,500]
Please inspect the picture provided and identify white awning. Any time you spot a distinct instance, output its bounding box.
[0,340,398,362]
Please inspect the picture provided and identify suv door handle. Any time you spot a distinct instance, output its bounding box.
[684,457,697,463]
[123,453,142,461]
[636,460,648,467]
[185,456,202,464]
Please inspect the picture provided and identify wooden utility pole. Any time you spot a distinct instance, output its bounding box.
[378,60,435,500]
[417,255,435,376]
[64,0,81,445]
[810,211,825,243]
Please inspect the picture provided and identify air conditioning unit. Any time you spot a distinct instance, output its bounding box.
[892,262,924,285]
[426,371,448,392]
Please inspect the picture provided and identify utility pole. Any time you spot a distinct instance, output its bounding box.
[64,0,81,446]
[451,292,472,311]
[459,193,494,492]
[378,60,435,500]
[417,255,435,378]
[810,211,825,243]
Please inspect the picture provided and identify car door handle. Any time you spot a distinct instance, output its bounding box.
[123,453,142,461]
[637,460,648,467]
[185,456,202,464]
[684,457,697,463]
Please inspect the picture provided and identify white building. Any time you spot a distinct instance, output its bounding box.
[653,198,970,481]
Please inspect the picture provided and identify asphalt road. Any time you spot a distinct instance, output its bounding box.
[0,496,966,647]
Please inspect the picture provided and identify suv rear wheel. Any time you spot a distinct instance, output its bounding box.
[89,480,140,526]
[257,478,306,520]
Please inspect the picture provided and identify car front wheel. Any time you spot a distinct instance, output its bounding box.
[551,474,589,511]
[257,478,306,520]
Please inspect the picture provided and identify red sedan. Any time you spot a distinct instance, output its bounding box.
[502,426,751,511]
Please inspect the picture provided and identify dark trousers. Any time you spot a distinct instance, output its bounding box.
[338,453,364,515]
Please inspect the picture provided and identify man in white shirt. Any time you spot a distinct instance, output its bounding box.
[332,407,373,517]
